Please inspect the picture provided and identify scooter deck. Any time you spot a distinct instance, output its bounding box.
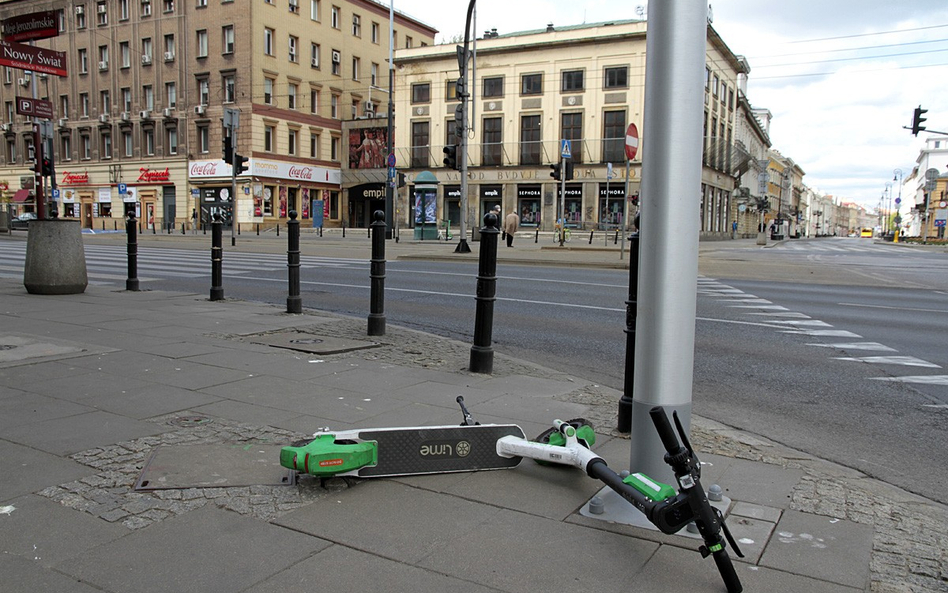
[283,424,525,478]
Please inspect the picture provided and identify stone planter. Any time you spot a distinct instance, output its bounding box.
[23,219,88,294]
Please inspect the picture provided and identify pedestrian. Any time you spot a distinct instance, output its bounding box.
[493,205,504,239]
[504,208,519,247]
[191,208,198,234]
[731,219,737,239]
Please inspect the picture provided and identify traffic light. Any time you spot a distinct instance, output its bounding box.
[233,152,249,175]
[222,136,233,164]
[443,144,458,170]
[41,156,52,176]
[911,106,928,136]
[397,172,406,188]
[564,161,574,181]
[550,162,561,181]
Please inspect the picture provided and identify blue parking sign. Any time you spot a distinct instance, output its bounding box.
[118,183,127,195]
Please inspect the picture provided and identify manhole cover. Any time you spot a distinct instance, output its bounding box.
[135,444,294,490]
[250,333,380,355]
[289,338,324,345]
[169,415,213,428]
[0,345,16,351]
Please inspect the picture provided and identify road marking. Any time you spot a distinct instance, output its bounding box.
[838,302,948,314]
[762,319,833,327]
[807,342,897,352]
[728,305,788,310]
[780,329,862,337]
[923,404,948,409]
[746,311,811,318]
[872,375,948,386]
[718,298,773,304]
[834,356,940,368]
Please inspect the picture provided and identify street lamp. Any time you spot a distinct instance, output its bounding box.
[884,182,891,234]
[893,169,903,237]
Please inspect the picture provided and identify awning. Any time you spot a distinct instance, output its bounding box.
[12,189,32,203]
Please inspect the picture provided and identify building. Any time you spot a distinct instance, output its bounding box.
[383,20,748,238]
[731,66,771,238]
[904,135,948,238]
[0,0,435,230]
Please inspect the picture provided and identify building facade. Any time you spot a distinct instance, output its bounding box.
[0,0,434,230]
[384,20,747,237]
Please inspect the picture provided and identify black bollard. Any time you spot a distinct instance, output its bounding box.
[535,228,539,243]
[589,230,594,244]
[614,229,619,245]
[342,225,346,238]
[181,223,185,235]
[210,214,224,301]
[126,213,139,292]
[367,210,386,336]
[256,224,260,236]
[469,212,500,374]
[617,215,640,433]
[286,211,302,314]
[277,224,280,237]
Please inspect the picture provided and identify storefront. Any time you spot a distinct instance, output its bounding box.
[555,183,584,227]
[347,183,385,228]
[444,184,461,227]
[478,184,502,221]
[516,184,541,227]
[598,182,627,228]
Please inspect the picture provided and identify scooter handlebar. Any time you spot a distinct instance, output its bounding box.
[648,406,683,455]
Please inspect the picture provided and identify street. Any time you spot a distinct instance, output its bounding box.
[1,235,945,504]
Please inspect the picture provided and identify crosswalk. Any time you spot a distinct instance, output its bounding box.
[698,276,948,390]
[773,241,907,253]
[0,243,369,285]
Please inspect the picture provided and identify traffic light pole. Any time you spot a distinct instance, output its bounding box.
[453,0,477,254]
[559,155,566,246]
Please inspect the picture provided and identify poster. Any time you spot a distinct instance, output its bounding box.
[348,127,387,169]
[279,186,287,218]
[301,187,310,219]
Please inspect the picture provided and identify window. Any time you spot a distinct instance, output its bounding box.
[100,90,111,113]
[61,135,71,161]
[288,36,298,62]
[287,129,297,155]
[98,45,109,70]
[60,95,69,118]
[144,127,154,155]
[76,5,86,29]
[289,0,299,13]
[120,41,131,68]
[712,74,719,97]
[371,22,379,44]
[164,1,174,13]
[351,56,359,80]
[604,66,628,89]
[310,132,318,157]
[264,78,273,104]
[78,48,89,74]
[331,136,339,161]
[482,117,502,166]
[121,88,131,111]
[141,0,152,15]
[287,83,297,109]
[222,25,234,54]
[167,127,177,155]
[405,36,412,49]
[482,76,503,98]
[165,82,176,108]
[411,83,430,104]
[330,94,338,118]
[562,70,584,92]
[120,0,130,20]
[97,1,108,25]
[196,30,208,58]
[3,67,10,84]
[223,74,235,103]
[521,73,542,95]
[143,85,154,110]
[520,114,540,165]
[101,131,112,159]
[331,5,339,28]
[561,112,583,163]
[310,0,320,20]
[264,125,274,151]
[80,93,90,117]
[197,0,207,6]
[123,130,132,157]
[310,88,318,114]
[602,110,626,163]
[198,78,209,105]
[264,28,274,55]
[331,49,340,75]
[310,43,320,68]
[410,121,429,168]
[352,14,360,36]
[371,62,378,86]
[82,135,91,159]
[142,38,152,63]
[163,34,175,61]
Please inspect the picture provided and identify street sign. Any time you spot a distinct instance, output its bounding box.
[607,162,614,179]
[935,220,946,228]
[15,96,53,119]
[223,108,239,130]
[387,152,396,167]
[560,139,572,159]
[1,11,59,42]
[0,39,67,76]
[118,183,127,195]
[625,123,639,160]
[51,188,59,199]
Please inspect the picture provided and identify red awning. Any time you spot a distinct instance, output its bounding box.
[12,189,32,203]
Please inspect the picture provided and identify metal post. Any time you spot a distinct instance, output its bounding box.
[469,212,499,373]
[628,0,707,484]
[368,210,387,336]
[621,159,630,259]
[126,212,139,292]
[286,210,301,314]
[617,216,639,433]
[210,214,224,301]
[559,155,566,246]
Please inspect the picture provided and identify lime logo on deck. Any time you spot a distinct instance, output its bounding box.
[419,439,470,459]
[319,458,345,468]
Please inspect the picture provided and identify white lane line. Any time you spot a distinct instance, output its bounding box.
[780,329,862,337]
[717,298,773,304]
[839,302,948,315]
[728,305,788,310]
[761,319,833,327]
[807,342,897,352]
[872,375,948,386]
[746,312,811,318]
[834,356,940,368]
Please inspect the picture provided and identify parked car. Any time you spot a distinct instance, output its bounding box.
[11,212,36,230]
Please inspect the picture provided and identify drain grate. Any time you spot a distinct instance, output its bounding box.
[249,332,380,355]
[168,415,213,428]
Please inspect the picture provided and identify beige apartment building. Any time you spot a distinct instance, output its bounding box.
[382,20,747,237]
[0,0,434,230]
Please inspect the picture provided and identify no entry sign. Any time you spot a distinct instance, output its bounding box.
[625,123,639,161]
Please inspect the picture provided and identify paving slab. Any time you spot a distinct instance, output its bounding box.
[0,389,95,430]
[698,452,804,509]
[55,505,331,593]
[244,544,499,593]
[1,410,164,456]
[0,494,127,567]
[760,509,873,589]
[273,480,503,565]
[0,554,104,593]
[0,440,95,501]
[471,392,590,424]
[80,384,221,420]
[416,508,658,593]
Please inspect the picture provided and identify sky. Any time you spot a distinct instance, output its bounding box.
[390,0,948,211]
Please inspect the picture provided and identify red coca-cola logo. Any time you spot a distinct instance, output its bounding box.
[61,171,89,184]
[138,167,171,182]
[287,166,313,180]
[190,162,219,176]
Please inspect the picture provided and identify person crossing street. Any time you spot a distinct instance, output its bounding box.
[504,208,520,247]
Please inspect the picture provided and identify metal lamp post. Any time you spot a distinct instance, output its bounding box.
[893,169,903,236]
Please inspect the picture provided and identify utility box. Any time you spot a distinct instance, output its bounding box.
[413,171,439,240]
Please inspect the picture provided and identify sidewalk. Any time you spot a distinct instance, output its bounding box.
[0,275,945,592]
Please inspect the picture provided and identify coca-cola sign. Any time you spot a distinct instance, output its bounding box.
[287,166,314,180]
[61,171,89,184]
[190,162,219,177]
[138,167,170,182]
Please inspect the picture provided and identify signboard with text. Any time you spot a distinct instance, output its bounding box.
[15,96,53,119]
[1,11,59,43]
[0,39,67,76]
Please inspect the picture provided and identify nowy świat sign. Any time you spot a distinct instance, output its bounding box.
[0,39,66,76]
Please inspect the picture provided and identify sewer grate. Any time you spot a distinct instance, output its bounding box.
[249,332,380,355]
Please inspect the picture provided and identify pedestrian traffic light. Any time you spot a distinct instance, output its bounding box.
[911,106,928,136]
[233,152,249,175]
[443,144,458,170]
[222,136,233,164]
[564,161,574,181]
[550,162,561,181]
[41,156,52,176]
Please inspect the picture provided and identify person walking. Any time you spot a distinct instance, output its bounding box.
[504,208,519,247]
